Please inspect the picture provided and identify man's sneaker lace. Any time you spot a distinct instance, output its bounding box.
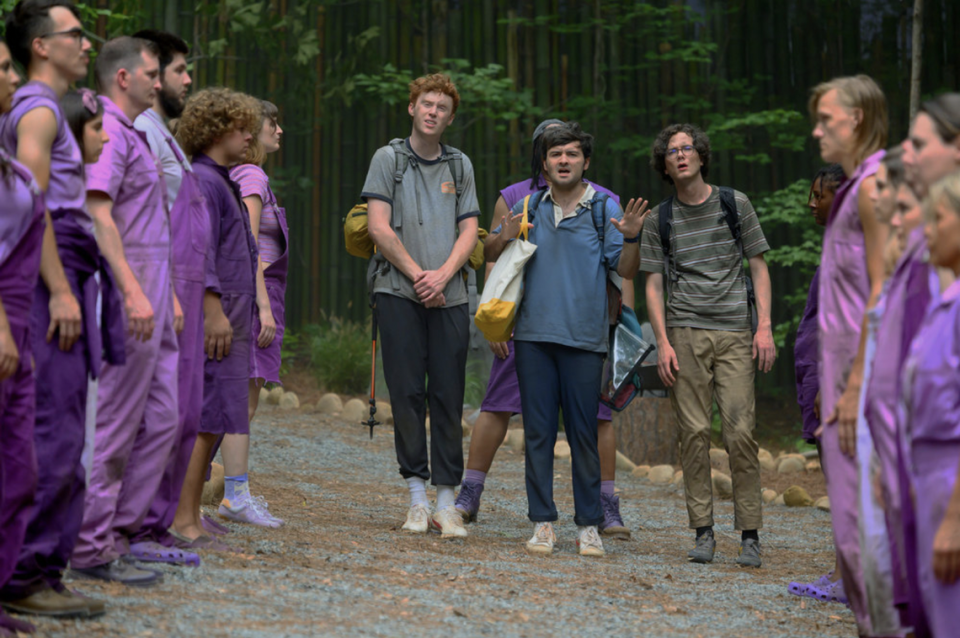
[526,522,556,555]
[401,504,431,533]
[687,529,716,563]
[736,537,762,568]
[576,525,605,557]
[454,481,484,523]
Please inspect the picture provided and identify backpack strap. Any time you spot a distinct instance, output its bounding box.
[657,196,677,285]
[388,139,409,230]
[718,186,740,243]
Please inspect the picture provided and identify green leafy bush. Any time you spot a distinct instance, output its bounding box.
[304,314,372,395]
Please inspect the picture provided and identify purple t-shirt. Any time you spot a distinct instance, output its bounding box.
[0,81,90,233]
[86,97,169,249]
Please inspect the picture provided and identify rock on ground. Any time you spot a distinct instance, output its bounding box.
[649,464,674,484]
[615,450,637,472]
[762,488,778,504]
[758,447,776,472]
[279,392,300,410]
[777,457,806,475]
[783,486,814,507]
[672,471,684,487]
[342,398,366,424]
[805,459,821,472]
[773,493,786,505]
[266,385,284,405]
[553,439,570,459]
[300,403,315,413]
[317,393,343,415]
[632,464,651,478]
[376,400,393,422]
[815,496,831,511]
[259,386,270,404]
[711,470,733,499]
[201,462,224,506]
[709,448,730,473]
[503,429,525,454]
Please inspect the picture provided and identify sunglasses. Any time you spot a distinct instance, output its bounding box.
[40,27,87,42]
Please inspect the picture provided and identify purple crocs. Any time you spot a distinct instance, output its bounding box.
[454,481,484,523]
[599,492,631,540]
[788,573,849,605]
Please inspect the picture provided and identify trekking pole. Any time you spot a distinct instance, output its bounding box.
[364,309,380,439]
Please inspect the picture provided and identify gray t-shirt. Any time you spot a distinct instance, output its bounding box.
[134,108,190,211]
[361,139,480,306]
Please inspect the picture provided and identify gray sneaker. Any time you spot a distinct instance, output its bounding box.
[687,530,716,563]
[736,538,762,568]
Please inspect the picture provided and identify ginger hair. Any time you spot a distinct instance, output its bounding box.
[176,88,261,157]
[408,73,460,114]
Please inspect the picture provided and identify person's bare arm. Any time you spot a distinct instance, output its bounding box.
[0,299,19,381]
[88,192,155,342]
[827,176,887,457]
[243,193,276,348]
[748,253,776,373]
[366,198,421,281]
[646,272,678,387]
[933,462,960,584]
[16,108,81,351]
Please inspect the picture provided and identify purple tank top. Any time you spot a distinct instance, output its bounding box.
[0,81,90,232]
[0,149,46,328]
[499,176,620,212]
[818,149,884,418]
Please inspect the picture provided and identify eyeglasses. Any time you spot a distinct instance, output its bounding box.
[39,27,87,42]
[666,145,695,157]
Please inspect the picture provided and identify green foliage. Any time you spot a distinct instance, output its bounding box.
[347,58,537,133]
[195,0,321,67]
[0,1,138,40]
[301,314,372,395]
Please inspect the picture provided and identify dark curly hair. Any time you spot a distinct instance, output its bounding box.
[539,121,594,176]
[650,123,711,185]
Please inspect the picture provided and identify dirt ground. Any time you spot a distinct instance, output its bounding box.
[22,401,856,638]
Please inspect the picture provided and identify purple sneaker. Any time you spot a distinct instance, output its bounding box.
[599,492,631,540]
[454,481,484,523]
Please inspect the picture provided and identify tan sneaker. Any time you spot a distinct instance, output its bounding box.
[526,522,556,555]
[401,504,431,533]
[431,507,468,539]
[577,525,605,557]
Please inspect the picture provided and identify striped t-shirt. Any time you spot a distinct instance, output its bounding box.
[639,185,769,331]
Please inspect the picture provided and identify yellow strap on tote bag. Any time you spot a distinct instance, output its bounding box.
[474,195,537,342]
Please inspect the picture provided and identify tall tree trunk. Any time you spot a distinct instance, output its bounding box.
[910,0,924,121]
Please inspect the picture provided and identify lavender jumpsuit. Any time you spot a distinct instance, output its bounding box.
[902,278,960,638]
[193,154,257,437]
[0,82,124,597]
[73,97,179,568]
[481,176,618,422]
[865,226,939,636]
[818,149,887,635]
[0,154,45,602]
[133,110,212,544]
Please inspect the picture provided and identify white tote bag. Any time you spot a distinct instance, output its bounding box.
[474,195,537,342]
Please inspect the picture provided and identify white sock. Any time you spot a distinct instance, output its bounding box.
[405,477,428,508]
[436,485,456,510]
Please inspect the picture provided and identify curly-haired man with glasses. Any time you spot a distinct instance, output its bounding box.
[639,123,775,568]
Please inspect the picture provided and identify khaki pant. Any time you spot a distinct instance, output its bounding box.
[668,327,762,531]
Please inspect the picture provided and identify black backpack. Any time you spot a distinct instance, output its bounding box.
[656,187,757,333]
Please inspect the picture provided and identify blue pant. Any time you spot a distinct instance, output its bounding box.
[514,340,603,526]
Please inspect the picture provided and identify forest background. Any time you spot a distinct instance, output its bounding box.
[0,0,955,412]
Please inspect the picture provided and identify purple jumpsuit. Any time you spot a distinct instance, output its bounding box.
[132,110,212,545]
[0,153,45,607]
[865,226,939,635]
[0,82,124,598]
[794,268,820,443]
[193,154,257,437]
[818,148,886,635]
[230,163,287,385]
[481,177,619,422]
[73,97,179,568]
[902,278,960,638]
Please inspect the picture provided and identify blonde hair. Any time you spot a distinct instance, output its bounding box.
[924,169,960,225]
[176,88,261,157]
[244,100,279,167]
[809,74,888,166]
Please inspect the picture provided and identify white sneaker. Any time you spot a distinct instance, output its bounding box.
[577,525,605,557]
[526,522,556,555]
[431,507,468,539]
[402,504,431,533]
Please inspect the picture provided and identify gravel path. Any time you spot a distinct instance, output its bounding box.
[25,404,857,638]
